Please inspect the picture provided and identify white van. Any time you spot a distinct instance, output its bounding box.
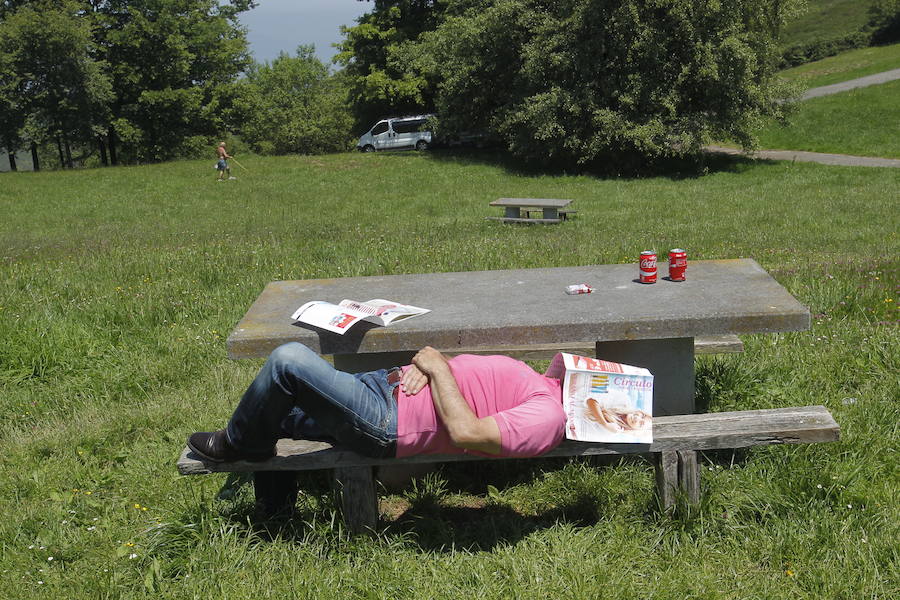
[357,114,434,152]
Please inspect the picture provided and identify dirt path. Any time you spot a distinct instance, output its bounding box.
[703,68,900,167]
[800,68,900,100]
[705,145,900,168]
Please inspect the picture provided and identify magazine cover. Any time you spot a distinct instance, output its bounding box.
[559,353,653,444]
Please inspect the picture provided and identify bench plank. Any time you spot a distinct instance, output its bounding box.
[437,335,743,360]
[178,406,838,475]
[485,216,562,224]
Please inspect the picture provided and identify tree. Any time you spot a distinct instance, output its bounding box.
[336,1,480,127]
[0,1,112,168]
[93,0,255,162]
[237,46,354,155]
[345,0,800,168]
[0,42,24,170]
[0,0,254,165]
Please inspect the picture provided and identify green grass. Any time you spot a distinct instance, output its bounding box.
[1,152,898,598]
[781,0,872,48]
[779,42,900,88]
[755,79,900,158]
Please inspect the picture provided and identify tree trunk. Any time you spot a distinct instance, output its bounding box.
[56,136,66,168]
[108,129,118,165]
[64,136,73,169]
[31,142,40,171]
[98,135,108,166]
[7,151,16,172]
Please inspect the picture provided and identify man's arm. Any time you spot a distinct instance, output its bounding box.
[410,347,502,455]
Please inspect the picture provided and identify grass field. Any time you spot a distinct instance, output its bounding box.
[754,79,900,158]
[1,152,898,599]
[779,43,900,88]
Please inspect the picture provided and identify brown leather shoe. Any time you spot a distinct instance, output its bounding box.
[187,430,275,463]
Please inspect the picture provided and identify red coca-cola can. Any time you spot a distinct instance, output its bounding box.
[668,248,687,281]
[639,250,657,284]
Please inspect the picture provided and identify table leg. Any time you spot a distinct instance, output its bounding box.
[542,207,559,220]
[504,206,520,219]
[594,337,695,416]
[333,352,416,373]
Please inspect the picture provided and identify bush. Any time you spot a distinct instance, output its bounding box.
[238,47,355,156]
[779,31,872,69]
[868,0,900,44]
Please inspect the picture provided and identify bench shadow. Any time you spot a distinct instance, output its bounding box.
[216,458,620,549]
[382,492,602,552]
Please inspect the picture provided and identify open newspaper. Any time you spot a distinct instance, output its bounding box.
[290,299,430,335]
[548,352,653,444]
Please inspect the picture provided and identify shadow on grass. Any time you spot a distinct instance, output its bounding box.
[216,459,620,550]
[422,146,764,181]
[382,492,602,552]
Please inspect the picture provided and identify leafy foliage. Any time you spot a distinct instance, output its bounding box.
[340,0,799,168]
[416,0,799,167]
[236,47,354,155]
[335,1,478,128]
[0,0,254,164]
[0,1,112,163]
[868,0,900,44]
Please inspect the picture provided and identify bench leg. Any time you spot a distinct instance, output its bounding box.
[333,466,378,534]
[677,450,701,505]
[654,451,700,513]
[655,451,679,512]
[253,471,299,518]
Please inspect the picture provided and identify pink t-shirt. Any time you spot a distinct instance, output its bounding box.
[395,354,565,458]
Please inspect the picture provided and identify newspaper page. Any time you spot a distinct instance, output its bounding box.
[560,353,653,444]
[290,299,430,335]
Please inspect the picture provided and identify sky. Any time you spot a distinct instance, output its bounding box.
[238,0,371,65]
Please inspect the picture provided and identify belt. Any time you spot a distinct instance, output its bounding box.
[388,367,402,399]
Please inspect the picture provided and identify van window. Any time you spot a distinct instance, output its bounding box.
[392,119,427,134]
[371,121,389,135]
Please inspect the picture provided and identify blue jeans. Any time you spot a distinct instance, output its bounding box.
[226,343,399,458]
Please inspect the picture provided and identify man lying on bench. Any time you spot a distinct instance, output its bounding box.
[188,343,567,462]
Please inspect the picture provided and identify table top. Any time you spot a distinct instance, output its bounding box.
[490,198,573,209]
[226,259,809,359]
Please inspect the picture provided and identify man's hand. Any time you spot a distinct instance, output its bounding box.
[410,346,449,376]
[400,363,429,396]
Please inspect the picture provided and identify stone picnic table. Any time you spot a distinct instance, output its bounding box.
[487,197,575,223]
[227,258,809,416]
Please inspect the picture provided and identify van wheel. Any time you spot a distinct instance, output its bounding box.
[363,145,375,153]
[415,140,429,151]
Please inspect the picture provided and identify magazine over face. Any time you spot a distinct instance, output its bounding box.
[554,352,653,444]
[290,298,430,335]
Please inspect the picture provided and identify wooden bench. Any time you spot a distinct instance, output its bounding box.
[523,208,577,221]
[178,406,839,533]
